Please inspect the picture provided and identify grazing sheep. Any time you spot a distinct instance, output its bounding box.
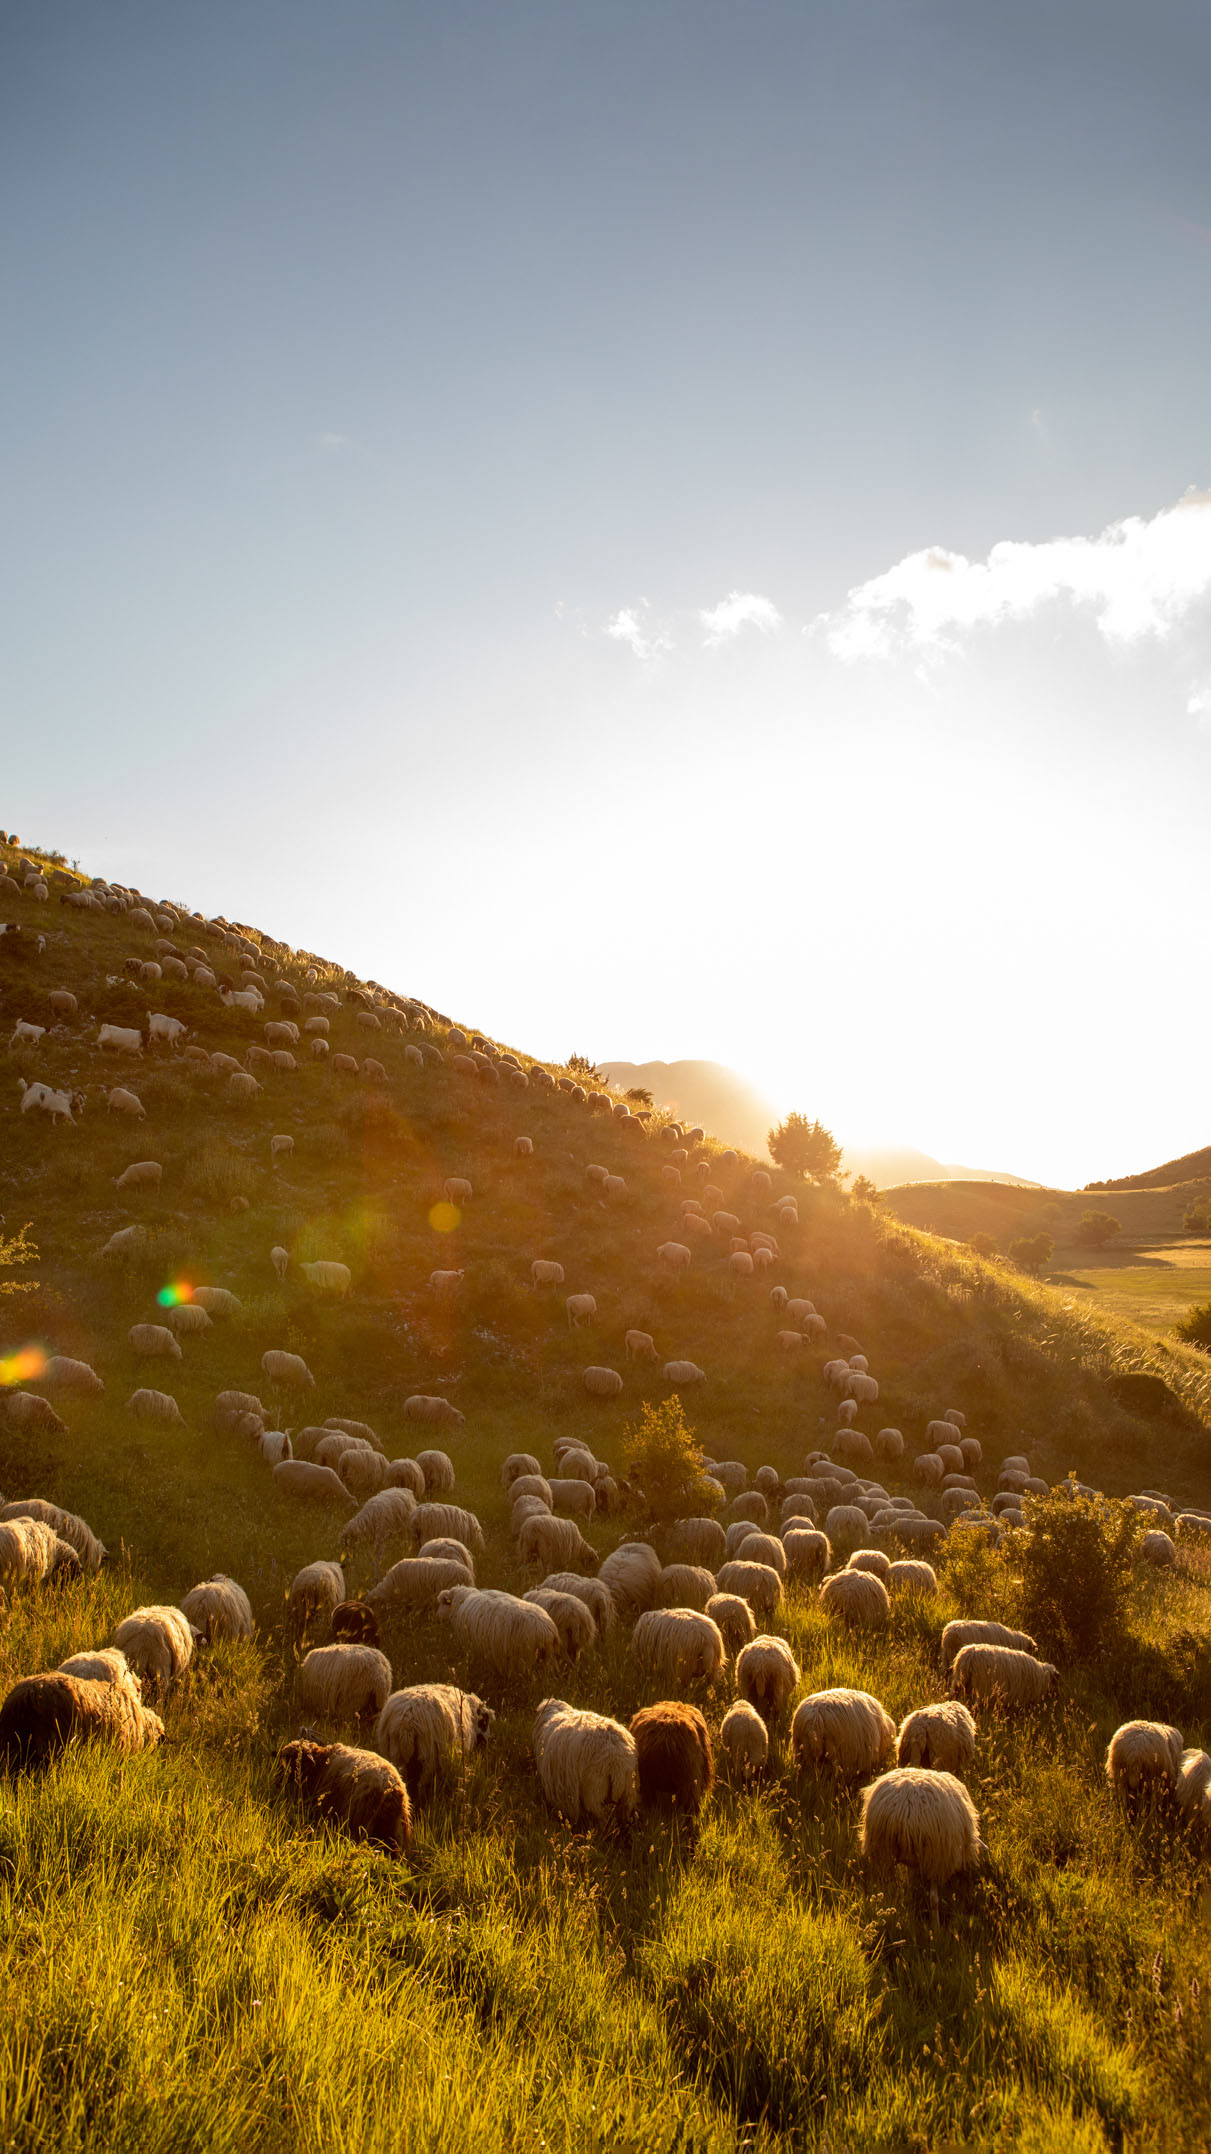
[875,1427,905,1461]
[886,1559,939,1599]
[720,1699,769,1779]
[539,1572,616,1634]
[1106,1720,1185,1798]
[300,1260,352,1295]
[0,1499,106,1571]
[101,1225,149,1260]
[733,1530,787,1578]
[164,1302,211,1338]
[820,1568,890,1629]
[524,1587,597,1659]
[113,1606,199,1694]
[0,1518,81,1590]
[179,1575,254,1642]
[270,1246,290,1282]
[415,1449,456,1493]
[516,1510,595,1573]
[403,1395,465,1428]
[409,1499,481,1552]
[913,1453,945,1488]
[940,1619,1038,1670]
[262,1349,315,1389]
[951,1644,1057,1709]
[0,1672,164,1767]
[114,1160,163,1192]
[330,1602,382,1647]
[625,1329,658,1361]
[860,1767,983,1911]
[665,1516,726,1569]
[547,1477,597,1522]
[630,1701,714,1815]
[532,1697,639,1828]
[106,1086,146,1118]
[367,1556,474,1613]
[1140,1530,1177,1567]
[632,1608,727,1687]
[417,1537,475,1575]
[703,1592,756,1657]
[509,1474,553,1510]
[57,1647,140,1696]
[277,1739,410,1854]
[374,1684,495,1798]
[847,1548,892,1579]
[736,1635,801,1722]
[897,1701,977,1776]
[1176,1749,1211,1823]
[792,1688,897,1778]
[655,1564,717,1612]
[341,1490,418,1558]
[663,1360,706,1385]
[566,1294,597,1328]
[781,1527,831,1584]
[298,1643,393,1724]
[437,1585,560,1679]
[583,1366,624,1398]
[502,1452,543,1488]
[129,1323,183,1360]
[715,1559,782,1625]
[287,1560,345,1638]
[531,1259,566,1288]
[273,1460,356,1507]
[656,1242,692,1275]
[192,1286,241,1316]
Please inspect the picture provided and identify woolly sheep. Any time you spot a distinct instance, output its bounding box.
[886,1559,939,1598]
[164,1302,211,1337]
[860,1767,982,1908]
[277,1739,410,1854]
[598,1540,661,1617]
[0,1519,81,1590]
[1106,1720,1185,1797]
[632,1607,726,1688]
[820,1568,889,1629]
[951,1643,1057,1708]
[299,1643,393,1724]
[40,1355,103,1393]
[262,1349,315,1389]
[656,1242,692,1274]
[0,1499,106,1571]
[566,1293,597,1328]
[57,1646,140,1698]
[1140,1530,1177,1566]
[129,1323,182,1360]
[583,1366,624,1398]
[548,1477,597,1521]
[715,1559,782,1625]
[102,1225,149,1260]
[288,1560,345,1636]
[736,1635,800,1722]
[115,1160,163,1192]
[782,1527,831,1584]
[847,1547,892,1579]
[524,1587,597,1659]
[733,1530,787,1578]
[509,1474,553,1509]
[625,1329,658,1361]
[273,1460,356,1507]
[663,1360,706,1386]
[0,1391,66,1434]
[415,1449,456,1493]
[106,1086,146,1118]
[630,1701,714,1815]
[403,1395,465,1428]
[437,1585,560,1679]
[531,1259,565,1288]
[540,1572,616,1633]
[385,1457,425,1495]
[792,1687,896,1777]
[897,1701,977,1776]
[532,1697,638,1828]
[0,1672,164,1767]
[655,1564,717,1612]
[1176,1749,1211,1823]
[300,1260,352,1296]
[413,1500,484,1554]
[429,1269,464,1295]
[720,1698,769,1779]
[126,1387,186,1427]
[180,1574,254,1642]
[502,1452,543,1488]
[367,1556,474,1612]
[940,1619,1038,1670]
[823,1503,869,1555]
[113,1605,199,1694]
[374,1684,495,1798]
[729,1492,768,1528]
[341,1489,418,1556]
[418,1536,475,1575]
[270,1246,290,1281]
[192,1287,240,1316]
[665,1516,726,1568]
[516,1511,594,1573]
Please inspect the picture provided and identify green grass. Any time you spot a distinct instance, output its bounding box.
[2,838,1211,2150]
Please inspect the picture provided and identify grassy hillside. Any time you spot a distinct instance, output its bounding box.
[2,839,1211,2152]
[1087,1144,1211,1193]
[882,1175,1211,1250]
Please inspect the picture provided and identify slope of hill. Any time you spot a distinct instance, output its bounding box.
[2,839,1210,2153]
[882,1174,1211,1250]
[1087,1143,1211,1192]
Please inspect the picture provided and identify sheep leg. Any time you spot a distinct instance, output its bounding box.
[929,1881,939,1932]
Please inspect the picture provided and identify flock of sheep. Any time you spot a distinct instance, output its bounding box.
[2,845,1210,1917]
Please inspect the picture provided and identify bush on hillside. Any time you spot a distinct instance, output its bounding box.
[1074,1209,1122,1249]
[969,1231,998,1259]
[848,1174,880,1203]
[0,1224,36,1302]
[767,1113,841,1184]
[1007,1232,1053,1274]
[1181,1203,1210,1235]
[622,1396,712,1521]
[567,1053,603,1082]
[1175,1301,1211,1351]
[1012,1480,1142,1661]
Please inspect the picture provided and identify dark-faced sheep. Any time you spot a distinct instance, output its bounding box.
[277,1739,411,1854]
[630,1701,714,1816]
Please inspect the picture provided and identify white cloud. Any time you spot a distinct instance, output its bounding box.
[699,590,783,645]
[605,603,671,662]
[319,432,350,451]
[816,491,1211,689]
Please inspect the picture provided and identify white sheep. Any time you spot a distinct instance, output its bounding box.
[429,1269,464,1295]
[597,1541,662,1617]
[367,1556,474,1613]
[782,1527,831,1584]
[262,1349,315,1389]
[1139,1530,1177,1566]
[566,1293,597,1328]
[704,1593,757,1656]
[540,1572,616,1633]
[0,1499,106,1570]
[298,1643,393,1723]
[106,1086,146,1118]
[341,1489,418,1556]
[950,1644,1057,1708]
[665,1516,726,1568]
[126,1387,186,1426]
[897,1701,977,1776]
[886,1559,939,1598]
[403,1395,465,1427]
[0,1518,81,1589]
[129,1323,182,1360]
[531,1697,638,1828]
[273,1460,357,1506]
[300,1260,352,1295]
[113,1605,199,1694]
[502,1452,542,1488]
[663,1360,706,1385]
[374,1684,494,1797]
[548,1477,596,1521]
[715,1559,782,1625]
[736,1635,800,1721]
[631,1608,727,1686]
[656,1564,717,1612]
[792,1687,897,1777]
[1176,1749,1211,1824]
[270,1246,290,1282]
[940,1619,1038,1670]
[583,1366,623,1398]
[656,1241,692,1275]
[524,1587,597,1659]
[720,1699,769,1779]
[860,1767,983,1913]
[414,1500,484,1553]
[101,1225,149,1260]
[516,1511,594,1573]
[436,1585,560,1679]
[41,1355,103,1393]
[57,1646,141,1698]
[115,1160,162,1192]
[531,1259,565,1288]
[733,1530,787,1578]
[416,1450,456,1493]
[1105,1720,1185,1797]
[180,1574,254,1642]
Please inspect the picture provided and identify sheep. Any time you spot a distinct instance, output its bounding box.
[179,1574,254,1643]
[164,1302,211,1339]
[0,1518,81,1590]
[330,1602,382,1647]
[57,1647,140,1698]
[106,1086,146,1118]
[287,1560,345,1637]
[736,1635,801,1722]
[385,1457,425,1494]
[566,1293,597,1328]
[532,1697,638,1828]
[531,1259,565,1288]
[847,1547,892,1579]
[548,1477,597,1521]
[720,1699,769,1780]
[299,1260,352,1296]
[367,1556,474,1613]
[298,1643,393,1724]
[597,1541,662,1617]
[273,1460,356,1506]
[130,1323,183,1360]
[625,1329,658,1361]
[262,1349,315,1389]
[509,1474,553,1509]
[781,1527,831,1585]
[665,1516,726,1569]
[583,1366,624,1398]
[539,1573,616,1633]
[417,1536,475,1574]
[0,1672,164,1768]
[443,1176,473,1205]
[40,1355,103,1394]
[819,1568,890,1629]
[437,1585,561,1679]
[341,1490,418,1558]
[655,1564,717,1612]
[101,1225,149,1260]
[524,1587,597,1659]
[886,1559,939,1599]
[897,1701,978,1776]
[656,1242,692,1274]
[514,1134,533,1157]
[402,1395,465,1428]
[733,1530,787,1578]
[113,1606,199,1694]
[429,1269,464,1295]
[1140,1530,1177,1566]
[277,1739,410,1854]
[214,1389,268,1430]
[1176,1749,1211,1824]
[630,1701,713,1816]
[940,1619,1038,1670]
[860,1767,983,1915]
[631,1609,726,1687]
[714,1559,782,1625]
[792,1688,897,1778]
[374,1684,495,1798]
[516,1511,595,1573]
[126,1387,186,1427]
[0,1390,66,1435]
[416,1450,456,1494]
[98,1023,143,1054]
[270,1246,290,1281]
[502,1452,543,1488]
[1106,1720,1185,1798]
[114,1159,163,1192]
[823,1504,870,1556]
[414,1501,484,1553]
[0,1499,106,1571]
[951,1644,1057,1708]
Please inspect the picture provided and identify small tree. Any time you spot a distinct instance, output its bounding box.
[567,1053,603,1083]
[1182,1204,1210,1235]
[969,1231,998,1260]
[1007,1232,1053,1275]
[849,1174,881,1203]
[1176,1301,1211,1351]
[626,1086,653,1107]
[0,1225,36,1302]
[1074,1209,1121,1249]
[1012,1481,1142,1660]
[622,1396,712,1522]
[767,1113,841,1185]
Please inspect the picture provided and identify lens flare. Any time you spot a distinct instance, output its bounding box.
[156,1280,195,1307]
[0,1344,48,1386]
[428,1201,461,1234]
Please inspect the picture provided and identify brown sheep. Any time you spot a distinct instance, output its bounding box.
[330,1601,382,1648]
[629,1701,714,1816]
[276,1739,411,1854]
[0,1671,164,1768]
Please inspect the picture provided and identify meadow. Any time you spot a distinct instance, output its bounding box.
[1,841,1210,2152]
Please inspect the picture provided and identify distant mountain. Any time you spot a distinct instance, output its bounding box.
[600,1060,1039,1188]
[1086,1144,1211,1193]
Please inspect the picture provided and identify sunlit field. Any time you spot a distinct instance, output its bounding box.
[1064,1243,1211,1340]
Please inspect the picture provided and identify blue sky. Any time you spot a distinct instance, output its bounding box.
[4,2,1211,1184]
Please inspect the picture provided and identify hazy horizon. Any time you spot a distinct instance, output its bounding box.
[5,1,1211,1189]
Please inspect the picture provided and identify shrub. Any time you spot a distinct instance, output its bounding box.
[1012,1480,1142,1661]
[1074,1210,1121,1249]
[969,1231,998,1259]
[621,1396,711,1521]
[1181,1204,1210,1235]
[1176,1301,1211,1350]
[1007,1233,1053,1275]
[768,1112,841,1184]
